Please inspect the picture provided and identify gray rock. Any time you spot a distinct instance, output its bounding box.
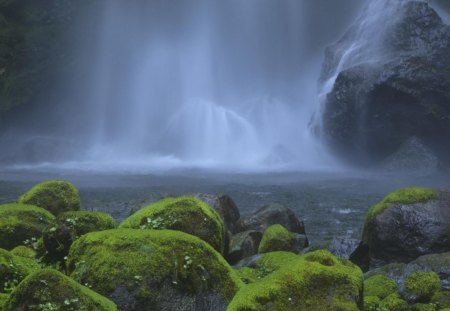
[236,203,305,234]
[364,190,450,263]
[195,193,240,234]
[227,230,262,265]
[328,237,370,272]
[319,1,450,167]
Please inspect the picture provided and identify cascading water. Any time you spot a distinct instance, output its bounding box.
[1,0,369,171]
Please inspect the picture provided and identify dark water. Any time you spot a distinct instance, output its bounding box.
[0,169,448,245]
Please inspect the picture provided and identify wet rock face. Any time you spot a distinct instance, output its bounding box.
[365,190,450,264]
[320,1,450,167]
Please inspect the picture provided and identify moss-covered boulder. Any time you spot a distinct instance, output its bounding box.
[3,269,117,311]
[379,293,409,311]
[67,229,242,311]
[0,203,55,250]
[119,196,226,253]
[364,274,398,299]
[432,291,450,309]
[411,303,439,311]
[258,224,307,254]
[361,187,450,263]
[18,180,80,216]
[0,248,40,294]
[227,250,363,311]
[43,211,116,262]
[364,295,381,311]
[10,246,36,259]
[406,271,441,303]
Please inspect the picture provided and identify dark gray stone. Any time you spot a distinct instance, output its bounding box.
[227,230,262,265]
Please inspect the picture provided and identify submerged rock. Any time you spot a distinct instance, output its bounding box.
[67,229,242,311]
[319,1,450,167]
[236,203,305,235]
[0,203,55,250]
[362,187,450,263]
[18,180,81,216]
[3,269,117,311]
[119,196,226,254]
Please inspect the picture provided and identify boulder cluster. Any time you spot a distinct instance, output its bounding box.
[0,180,449,310]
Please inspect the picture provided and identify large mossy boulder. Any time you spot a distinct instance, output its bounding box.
[120,196,226,253]
[3,268,117,311]
[43,211,116,262]
[362,187,450,263]
[405,271,441,303]
[67,228,242,311]
[0,248,40,294]
[364,274,398,300]
[0,203,55,250]
[227,250,363,311]
[18,180,80,216]
[318,1,450,168]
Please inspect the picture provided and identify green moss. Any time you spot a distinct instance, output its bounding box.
[432,291,450,309]
[379,294,409,311]
[43,211,117,262]
[362,187,437,242]
[0,203,55,250]
[364,295,381,311]
[411,303,439,311]
[235,267,259,284]
[258,224,295,254]
[67,228,242,310]
[406,271,441,302]
[227,250,363,311]
[0,248,40,294]
[0,293,8,309]
[3,268,117,310]
[120,196,225,253]
[10,246,36,259]
[364,274,398,299]
[18,180,80,216]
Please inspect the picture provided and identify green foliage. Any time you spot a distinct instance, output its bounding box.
[258,224,296,254]
[0,203,55,250]
[3,268,117,311]
[18,180,81,216]
[67,228,242,309]
[411,303,438,311]
[120,196,225,253]
[362,187,437,242]
[364,274,398,299]
[379,294,409,311]
[0,248,40,294]
[406,271,441,303]
[227,250,363,311]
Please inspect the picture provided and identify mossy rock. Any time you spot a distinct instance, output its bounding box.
[364,274,398,299]
[432,291,450,309]
[18,180,80,216]
[3,268,117,311]
[411,303,439,311]
[258,224,295,254]
[0,203,55,250]
[0,248,40,294]
[67,228,242,311]
[379,294,409,311]
[119,196,225,253]
[10,246,36,259]
[362,187,437,242]
[227,250,363,311]
[43,211,117,262]
[364,295,381,311]
[406,271,441,303]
